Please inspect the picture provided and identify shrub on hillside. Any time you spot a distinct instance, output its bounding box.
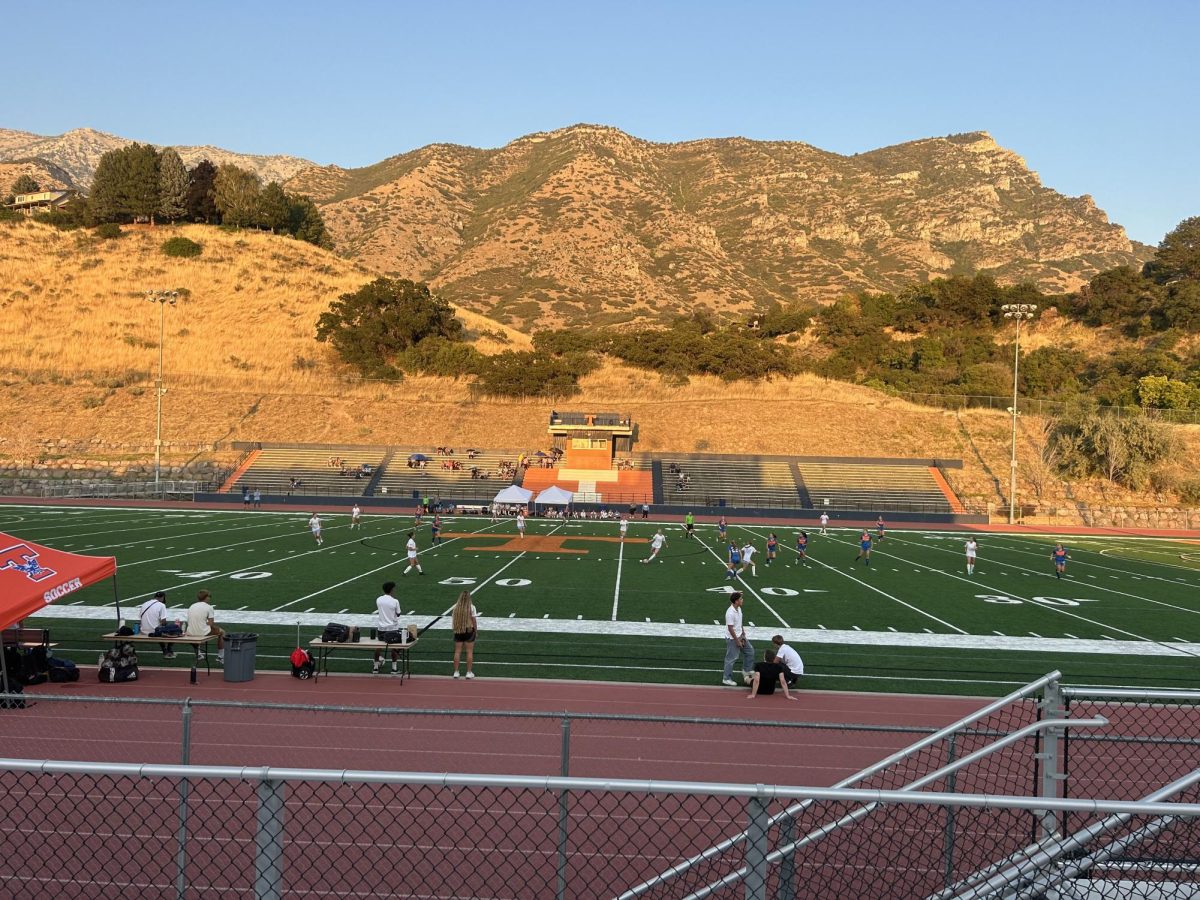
[474,351,594,398]
[94,223,124,240]
[1177,479,1200,506]
[161,236,203,258]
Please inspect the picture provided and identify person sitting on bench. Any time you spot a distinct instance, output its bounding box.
[186,590,225,665]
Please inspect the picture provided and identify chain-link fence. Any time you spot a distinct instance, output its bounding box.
[1,761,1197,899]
[3,674,1198,897]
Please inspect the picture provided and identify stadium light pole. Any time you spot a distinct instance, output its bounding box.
[146,290,179,486]
[1001,303,1037,525]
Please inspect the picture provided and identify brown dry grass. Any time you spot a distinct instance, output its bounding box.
[0,220,528,384]
[1,219,1195,513]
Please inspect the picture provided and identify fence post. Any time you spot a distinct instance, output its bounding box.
[774,812,796,900]
[556,715,571,900]
[256,778,286,900]
[1037,679,1066,841]
[744,790,770,899]
[174,699,192,900]
[942,733,958,889]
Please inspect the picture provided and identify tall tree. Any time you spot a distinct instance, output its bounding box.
[125,143,161,223]
[257,181,290,232]
[213,164,261,228]
[185,159,218,223]
[10,174,40,195]
[1144,216,1200,285]
[157,147,189,223]
[287,194,331,247]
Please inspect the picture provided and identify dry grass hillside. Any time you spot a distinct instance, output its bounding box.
[0,219,1194,516]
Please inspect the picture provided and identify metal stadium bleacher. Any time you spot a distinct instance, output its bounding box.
[661,456,799,508]
[797,460,957,513]
[215,444,975,522]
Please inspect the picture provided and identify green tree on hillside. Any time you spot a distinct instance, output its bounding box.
[1144,216,1200,285]
[186,159,218,223]
[88,143,161,223]
[213,164,261,228]
[256,181,291,233]
[10,174,40,196]
[315,278,464,378]
[157,148,189,223]
[286,194,331,247]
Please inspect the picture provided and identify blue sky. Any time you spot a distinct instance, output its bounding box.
[8,0,1197,244]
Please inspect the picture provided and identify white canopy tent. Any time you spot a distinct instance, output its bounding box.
[492,485,533,505]
[535,485,574,505]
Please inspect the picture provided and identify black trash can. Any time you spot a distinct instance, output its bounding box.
[223,632,258,683]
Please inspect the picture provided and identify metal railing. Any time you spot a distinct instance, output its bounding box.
[35,479,215,500]
[1,759,1197,900]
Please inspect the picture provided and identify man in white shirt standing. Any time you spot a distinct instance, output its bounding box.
[139,590,174,659]
[185,589,225,665]
[771,635,805,688]
[965,538,978,575]
[722,592,755,687]
[740,542,757,577]
[403,532,423,575]
[373,581,404,674]
[308,513,323,546]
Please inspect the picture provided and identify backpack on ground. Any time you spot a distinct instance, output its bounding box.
[290,647,315,680]
[47,657,80,683]
[98,644,139,684]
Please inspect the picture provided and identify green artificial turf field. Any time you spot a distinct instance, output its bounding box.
[7,504,1199,695]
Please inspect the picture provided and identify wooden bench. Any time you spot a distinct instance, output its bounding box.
[309,632,418,683]
[1,627,55,650]
[101,632,221,676]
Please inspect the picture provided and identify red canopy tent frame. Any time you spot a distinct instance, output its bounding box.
[0,531,119,695]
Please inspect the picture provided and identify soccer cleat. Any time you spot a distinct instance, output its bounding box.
[372,663,381,673]
[216,655,224,665]
[466,672,475,679]
[453,671,460,679]
[742,673,753,685]
[721,678,738,687]
[163,651,176,659]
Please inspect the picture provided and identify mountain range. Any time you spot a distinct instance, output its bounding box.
[2,124,1151,329]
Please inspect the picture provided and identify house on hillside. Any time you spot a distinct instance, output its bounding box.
[5,189,80,215]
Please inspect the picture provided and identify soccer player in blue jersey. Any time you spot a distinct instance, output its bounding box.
[795,531,809,564]
[855,530,872,567]
[1052,544,1069,579]
[717,516,728,543]
[876,516,886,541]
[765,533,778,566]
[726,541,741,579]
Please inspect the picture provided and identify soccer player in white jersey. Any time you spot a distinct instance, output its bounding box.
[403,531,424,575]
[619,515,629,541]
[819,512,829,535]
[308,514,323,546]
[740,541,757,577]
[350,504,362,529]
[641,529,667,563]
[965,538,978,575]
[516,512,526,538]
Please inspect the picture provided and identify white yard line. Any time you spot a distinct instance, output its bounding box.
[273,519,510,611]
[29,602,1196,658]
[850,532,1198,658]
[743,526,969,635]
[611,537,625,622]
[695,536,789,628]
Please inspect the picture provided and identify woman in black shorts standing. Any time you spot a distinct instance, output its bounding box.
[451,590,478,679]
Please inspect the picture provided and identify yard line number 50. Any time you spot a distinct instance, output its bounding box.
[976,595,1098,606]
